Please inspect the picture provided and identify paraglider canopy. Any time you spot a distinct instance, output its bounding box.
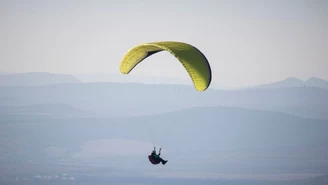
[119,41,212,91]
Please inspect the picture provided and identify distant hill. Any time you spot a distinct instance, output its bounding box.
[250,77,328,90]
[251,77,305,89]
[0,82,327,120]
[0,72,81,87]
[74,73,232,90]
[306,77,328,89]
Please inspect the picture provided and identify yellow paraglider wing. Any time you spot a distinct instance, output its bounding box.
[119,41,212,91]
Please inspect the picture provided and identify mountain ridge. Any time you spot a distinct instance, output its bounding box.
[1,72,327,90]
[0,81,327,119]
[249,77,328,89]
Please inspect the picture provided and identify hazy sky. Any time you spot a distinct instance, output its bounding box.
[1,0,327,86]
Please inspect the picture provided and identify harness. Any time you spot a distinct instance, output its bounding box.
[148,155,161,165]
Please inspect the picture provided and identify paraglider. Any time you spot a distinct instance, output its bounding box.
[148,147,167,165]
[119,41,212,165]
[119,41,212,91]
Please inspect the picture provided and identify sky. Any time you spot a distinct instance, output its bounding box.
[1,0,327,87]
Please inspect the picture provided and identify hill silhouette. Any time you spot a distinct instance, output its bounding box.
[0,82,327,119]
[250,77,328,90]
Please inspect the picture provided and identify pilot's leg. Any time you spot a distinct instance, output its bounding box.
[160,158,168,165]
